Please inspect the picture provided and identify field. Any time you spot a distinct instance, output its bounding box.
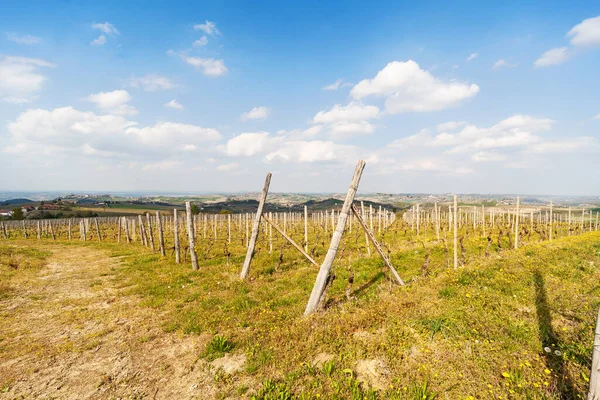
[1,205,600,399]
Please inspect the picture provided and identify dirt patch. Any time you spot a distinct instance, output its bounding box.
[0,246,219,399]
[210,353,247,374]
[355,358,390,391]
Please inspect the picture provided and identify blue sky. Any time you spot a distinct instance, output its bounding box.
[1,0,599,195]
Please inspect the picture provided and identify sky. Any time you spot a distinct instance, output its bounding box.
[1,1,599,195]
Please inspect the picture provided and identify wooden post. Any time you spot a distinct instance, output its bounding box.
[146,213,155,251]
[588,306,600,399]
[514,196,520,249]
[68,219,72,241]
[361,201,371,256]
[174,209,181,264]
[549,202,553,241]
[156,211,165,256]
[416,203,420,236]
[351,204,404,285]
[117,217,122,244]
[185,202,199,270]
[37,221,41,239]
[453,195,458,270]
[240,172,272,279]
[49,221,56,240]
[22,220,28,239]
[262,214,318,267]
[94,218,102,241]
[82,220,87,241]
[124,217,130,243]
[305,160,366,316]
[304,205,308,252]
[228,214,231,244]
[138,215,146,246]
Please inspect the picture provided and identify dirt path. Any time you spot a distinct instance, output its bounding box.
[0,245,219,399]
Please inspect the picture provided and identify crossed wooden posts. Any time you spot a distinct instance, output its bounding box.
[238,160,405,316]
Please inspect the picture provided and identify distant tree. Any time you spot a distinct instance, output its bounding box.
[191,204,200,215]
[219,209,233,214]
[40,200,45,206]
[11,208,24,220]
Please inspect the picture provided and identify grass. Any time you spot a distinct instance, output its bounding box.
[1,217,600,398]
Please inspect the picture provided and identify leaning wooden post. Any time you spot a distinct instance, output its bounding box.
[453,195,458,270]
[94,218,102,241]
[262,214,318,267]
[351,204,404,285]
[173,209,181,264]
[156,211,166,256]
[185,202,199,270]
[240,172,272,279]
[514,196,520,249]
[549,201,553,241]
[305,160,366,316]
[588,306,600,399]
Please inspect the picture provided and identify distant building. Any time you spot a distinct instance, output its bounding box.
[22,206,35,213]
[38,204,59,210]
[0,210,12,216]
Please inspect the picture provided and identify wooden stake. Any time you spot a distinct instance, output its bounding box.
[174,209,180,264]
[185,202,199,270]
[588,306,600,399]
[146,213,155,251]
[351,204,404,285]
[262,214,318,267]
[304,160,365,316]
[514,196,520,249]
[304,205,308,252]
[94,218,102,241]
[240,172,272,279]
[453,195,458,269]
[156,211,166,256]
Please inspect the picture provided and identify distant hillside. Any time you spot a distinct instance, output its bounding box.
[0,199,34,206]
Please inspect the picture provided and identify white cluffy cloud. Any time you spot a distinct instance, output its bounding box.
[91,21,119,46]
[350,60,479,113]
[466,53,478,61]
[6,33,41,45]
[0,56,55,103]
[194,21,221,36]
[193,36,208,47]
[535,15,600,67]
[225,132,279,156]
[165,99,183,110]
[169,51,228,76]
[86,90,137,116]
[313,102,380,123]
[493,59,518,69]
[128,74,177,91]
[241,106,271,121]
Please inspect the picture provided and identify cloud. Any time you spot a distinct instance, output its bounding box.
[91,35,106,46]
[493,59,518,69]
[567,15,600,47]
[165,99,183,110]
[313,102,380,124]
[534,47,570,67]
[194,21,220,36]
[86,89,137,116]
[170,51,227,76]
[217,162,238,171]
[265,140,359,163]
[6,33,41,45]
[0,56,55,103]
[387,129,432,149]
[92,22,120,36]
[128,74,177,91]
[529,137,599,154]
[127,122,221,147]
[142,161,182,171]
[328,120,375,140]
[225,132,279,156]
[241,106,271,121]
[193,36,208,47]
[471,151,506,162]
[275,125,323,140]
[466,53,478,61]
[594,114,600,120]
[534,15,600,67]
[437,121,467,132]
[322,78,352,91]
[350,60,479,113]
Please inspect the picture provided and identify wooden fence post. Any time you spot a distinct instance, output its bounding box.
[185,202,199,270]
[146,213,155,251]
[514,196,520,249]
[588,306,600,399]
[453,195,458,270]
[304,160,366,316]
[240,172,272,279]
[174,209,180,264]
[94,218,102,241]
[156,211,165,256]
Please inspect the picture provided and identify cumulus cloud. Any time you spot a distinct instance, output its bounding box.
[265,140,359,163]
[322,78,351,91]
[193,36,208,47]
[194,21,221,36]
[87,89,137,116]
[241,106,271,121]
[217,163,238,171]
[170,51,227,76]
[225,132,279,156]
[466,53,478,61]
[567,15,600,46]
[91,35,106,46]
[0,56,55,103]
[350,60,479,113]
[328,120,375,140]
[437,121,467,132]
[493,59,518,69]
[90,22,119,46]
[128,74,177,91]
[534,47,570,67]
[535,15,600,67]
[165,99,183,110]
[313,102,380,123]
[6,33,41,45]
[5,106,220,160]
